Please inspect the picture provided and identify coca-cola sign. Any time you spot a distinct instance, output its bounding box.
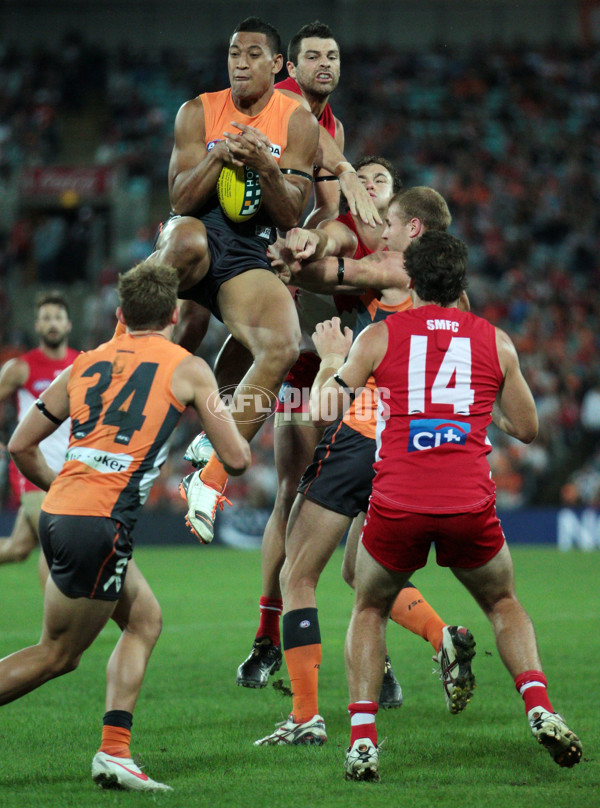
[20,167,115,198]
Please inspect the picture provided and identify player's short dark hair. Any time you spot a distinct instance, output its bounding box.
[232,17,282,56]
[117,261,179,331]
[392,186,452,231]
[287,21,337,64]
[353,155,403,193]
[404,231,468,306]
[35,291,70,318]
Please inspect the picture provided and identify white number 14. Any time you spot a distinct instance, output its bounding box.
[408,335,475,414]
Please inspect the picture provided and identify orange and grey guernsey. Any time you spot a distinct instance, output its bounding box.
[42,333,190,529]
[202,88,300,164]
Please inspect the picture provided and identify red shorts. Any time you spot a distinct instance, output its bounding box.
[274,351,321,421]
[361,495,505,572]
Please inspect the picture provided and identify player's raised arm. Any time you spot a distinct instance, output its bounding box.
[309,319,387,426]
[492,328,538,444]
[317,127,381,228]
[169,99,232,215]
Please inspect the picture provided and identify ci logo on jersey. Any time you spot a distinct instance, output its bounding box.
[408,418,471,452]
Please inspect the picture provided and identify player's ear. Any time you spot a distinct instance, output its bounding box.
[410,218,423,238]
[272,53,283,75]
[171,306,179,326]
[287,60,296,78]
[116,306,126,325]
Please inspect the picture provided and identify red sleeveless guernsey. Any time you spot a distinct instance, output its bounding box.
[371,305,504,513]
[275,76,336,138]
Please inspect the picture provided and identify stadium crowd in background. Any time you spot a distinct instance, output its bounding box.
[0,36,599,518]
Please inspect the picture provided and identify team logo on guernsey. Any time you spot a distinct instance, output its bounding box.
[408,419,470,452]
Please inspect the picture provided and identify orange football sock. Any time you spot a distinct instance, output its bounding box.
[389,586,446,652]
[99,725,131,758]
[284,644,322,724]
[200,453,229,491]
[112,320,126,339]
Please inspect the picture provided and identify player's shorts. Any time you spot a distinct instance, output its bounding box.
[361,495,505,572]
[20,490,46,527]
[297,421,375,517]
[274,351,321,427]
[39,511,133,601]
[158,208,276,321]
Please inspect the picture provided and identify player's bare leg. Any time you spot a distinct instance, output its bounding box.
[282,496,351,613]
[237,421,321,687]
[452,542,540,676]
[452,541,582,767]
[104,561,162,714]
[174,300,212,354]
[260,496,350,732]
[341,512,364,589]
[218,269,301,439]
[344,542,411,781]
[341,512,403,708]
[152,217,211,291]
[181,270,300,544]
[38,549,50,590]
[213,334,253,391]
[92,561,172,792]
[346,541,411,703]
[0,507,38,565]
[0,575,116,705]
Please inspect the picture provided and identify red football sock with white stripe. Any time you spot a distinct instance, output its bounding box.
[348,700,378,746]
[514,670,554,714]
[256,596,283,646]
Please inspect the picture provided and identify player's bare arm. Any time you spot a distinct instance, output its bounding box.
[284,250,408,294]
[285,218,359,263]
[309,318,388,425]
[492,327,538,444]
[8,367,71,490]
[304,117,344,227]
[171,355,250,475]
[317,125,381,228]
[168,99,232,215]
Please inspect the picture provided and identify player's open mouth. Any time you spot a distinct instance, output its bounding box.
[316,73,332,80]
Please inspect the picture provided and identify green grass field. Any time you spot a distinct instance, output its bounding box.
[0,545,598,808]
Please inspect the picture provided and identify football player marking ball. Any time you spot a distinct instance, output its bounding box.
[217,164,262,223]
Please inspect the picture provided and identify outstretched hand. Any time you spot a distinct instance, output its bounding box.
[339,172,382,228]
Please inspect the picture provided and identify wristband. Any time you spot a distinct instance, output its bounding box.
[333,373,356,401]
[314,175,339,183]
[337,257,345,285]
